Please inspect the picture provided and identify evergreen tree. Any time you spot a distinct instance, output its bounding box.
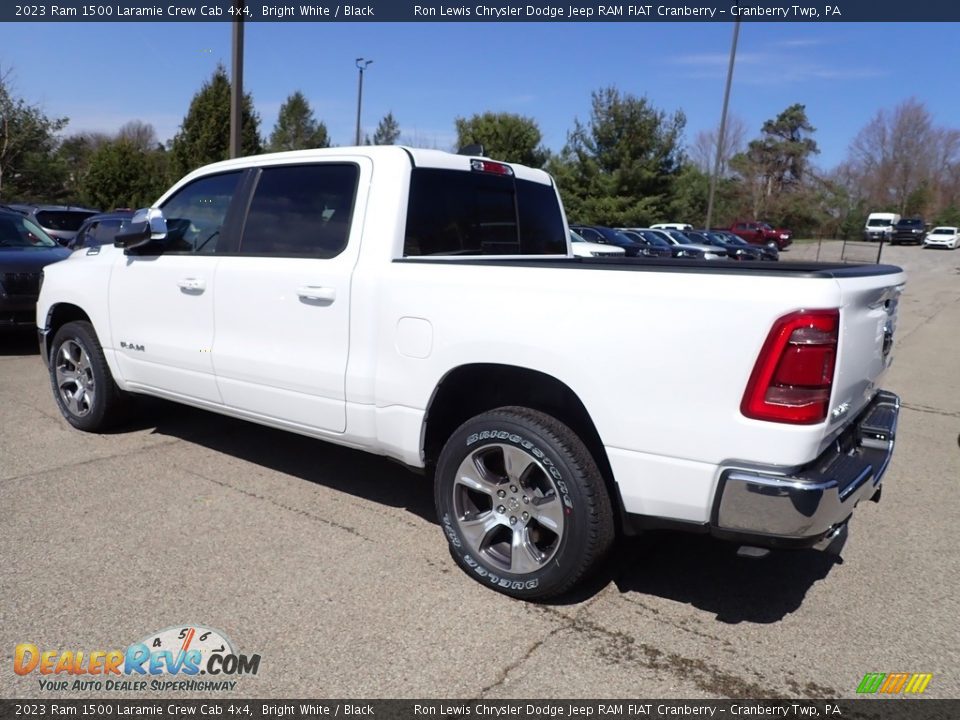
[370,112,401,145]
[170,64,261,177]
[454,112,548,167]
[268,91,329,151]
[730,104,821,228]
[550,86,685,226]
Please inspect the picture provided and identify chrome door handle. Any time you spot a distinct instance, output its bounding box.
[297,286,336,302]
[177,278,206,292]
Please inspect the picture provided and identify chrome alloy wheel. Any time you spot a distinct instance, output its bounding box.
[452,443,566,575]
[55,339,96,417]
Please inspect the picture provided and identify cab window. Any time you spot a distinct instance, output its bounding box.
[160,172,242,254]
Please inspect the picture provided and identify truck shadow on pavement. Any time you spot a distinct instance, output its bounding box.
[603,532,840,624]
[141,399,839,623]
[140,398,438,525]
[0,329,40,356]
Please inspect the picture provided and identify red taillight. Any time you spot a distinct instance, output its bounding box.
[741,309,839,424]
[470,159,514,176]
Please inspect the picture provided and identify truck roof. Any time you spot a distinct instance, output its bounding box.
[173,145,554,188]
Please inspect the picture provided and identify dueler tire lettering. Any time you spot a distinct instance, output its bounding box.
[434,406,614,600]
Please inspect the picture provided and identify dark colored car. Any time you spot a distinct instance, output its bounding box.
[891,217,926,245]
[618,230,674,258]
[69,210,136,250]
[0,211,71,327]
[7,204,101,247]
[715,230,779,261]
[642,228,728,261]
[696,229,771,261]
[569,224,649,258]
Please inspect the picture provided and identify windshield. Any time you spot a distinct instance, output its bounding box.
[898,218,923,227]
[722,233,749,246]
[0,215,59,248]
[930,227,956,235]
[35,210,97,231]
[638,231,670,247]
[867,219,892,227]
[667,230,694,244]
[569,230,587,243]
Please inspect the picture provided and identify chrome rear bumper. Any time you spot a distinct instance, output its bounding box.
[713,390,899,549]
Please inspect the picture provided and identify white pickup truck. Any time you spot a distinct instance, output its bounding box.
[37,146,904,600]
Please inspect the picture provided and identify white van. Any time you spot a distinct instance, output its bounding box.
[651,222,693,231]
[864,212,900,242]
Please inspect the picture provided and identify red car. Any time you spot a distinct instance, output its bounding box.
[727,221,792,251]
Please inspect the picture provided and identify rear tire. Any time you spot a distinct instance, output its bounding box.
[49,321,129,432]
[435,406,614,600]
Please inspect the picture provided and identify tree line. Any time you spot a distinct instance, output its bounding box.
[2,63,958,237]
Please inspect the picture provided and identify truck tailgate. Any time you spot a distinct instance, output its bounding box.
[827,270,906,445]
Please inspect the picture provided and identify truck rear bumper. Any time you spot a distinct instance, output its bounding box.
[711,390,899,550]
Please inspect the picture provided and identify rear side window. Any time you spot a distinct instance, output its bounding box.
[239,164,358,258]
[35,211,96,231]
[404,168,566,256]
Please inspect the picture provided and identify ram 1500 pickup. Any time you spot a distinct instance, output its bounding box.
[37,147,904,600]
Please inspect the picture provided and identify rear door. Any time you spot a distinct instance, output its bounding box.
[211,159,370,433]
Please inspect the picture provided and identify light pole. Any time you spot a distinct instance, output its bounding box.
[705,21,740,232]
[230,1,245,159]
[355,58,373,146]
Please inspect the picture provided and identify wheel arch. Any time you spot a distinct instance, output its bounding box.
[42,303,93,362]
[421,363,623,529]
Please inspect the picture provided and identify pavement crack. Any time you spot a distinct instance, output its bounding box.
[0,437,183,487]
[896,293,960,344]
[900,402,960,419]
[478,624,566,697]
[177,467,374,543]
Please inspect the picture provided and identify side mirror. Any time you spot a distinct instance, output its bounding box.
[114,207,167,253]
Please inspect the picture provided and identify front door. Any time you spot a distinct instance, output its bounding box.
[109,171,243,404]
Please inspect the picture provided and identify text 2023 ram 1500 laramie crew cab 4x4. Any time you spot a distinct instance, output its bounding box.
[37,147,904,600]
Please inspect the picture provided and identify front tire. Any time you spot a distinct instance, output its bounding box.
[435,407,614,600]
[49,320,128,432]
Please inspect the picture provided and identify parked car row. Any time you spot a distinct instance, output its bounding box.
[0,204,135,250]
[569,224,780,262]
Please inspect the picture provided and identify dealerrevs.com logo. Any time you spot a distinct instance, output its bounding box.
[14,625,261,692]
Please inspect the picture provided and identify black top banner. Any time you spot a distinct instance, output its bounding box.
[3,0,960,22]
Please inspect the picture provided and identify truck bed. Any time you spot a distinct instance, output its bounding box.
[397,255,904,279]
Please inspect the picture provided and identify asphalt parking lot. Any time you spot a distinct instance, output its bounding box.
[2,240,959,700]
